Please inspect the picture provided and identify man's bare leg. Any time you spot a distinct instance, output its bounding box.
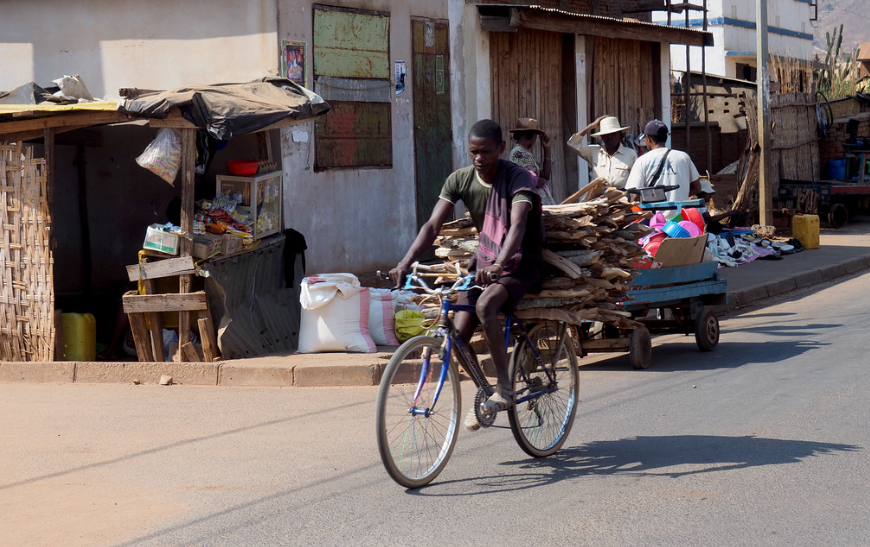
[476,284,511,401]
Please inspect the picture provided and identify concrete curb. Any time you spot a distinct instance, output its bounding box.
[4,251,870,389]
[0,353,395,388]
[725,255,870,311]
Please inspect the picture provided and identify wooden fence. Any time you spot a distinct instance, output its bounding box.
[735,93,820,211]
[1,143,54,361]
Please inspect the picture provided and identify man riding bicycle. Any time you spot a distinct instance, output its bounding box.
[390,119,545,430]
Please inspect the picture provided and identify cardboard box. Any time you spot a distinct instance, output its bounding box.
[221,234,244,256]
[142,224,179,255]
[192,234,222,259]
[654,234,707,267]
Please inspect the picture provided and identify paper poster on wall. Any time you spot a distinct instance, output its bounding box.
[395,60,406,96]
[282,40,307,86]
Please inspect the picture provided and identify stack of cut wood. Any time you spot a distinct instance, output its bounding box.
[431,182,653,330]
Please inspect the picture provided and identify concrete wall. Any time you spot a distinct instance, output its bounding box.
[0,0,278,97]
[276,0,450,274]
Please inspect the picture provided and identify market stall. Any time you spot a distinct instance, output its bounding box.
[0,77,329,363]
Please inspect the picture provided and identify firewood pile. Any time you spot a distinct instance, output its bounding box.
[430,182,654,330]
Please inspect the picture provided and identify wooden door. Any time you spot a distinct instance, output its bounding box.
[587,36,661,143]
[412,18,453,229]
[490,28,569,201]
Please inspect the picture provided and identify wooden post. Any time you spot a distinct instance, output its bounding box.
[197,312,220,362]
[703,0,712,173]
[757,0,773,226]
[178,128,196,360]
[128,312,154,362]
[142,278,166,362]
[683,8,691,151]
[44,128,57,361]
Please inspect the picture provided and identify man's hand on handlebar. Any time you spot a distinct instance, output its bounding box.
[389,264,410,289]
[475,263,503,286]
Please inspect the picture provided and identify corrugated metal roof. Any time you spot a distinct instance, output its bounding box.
[472,3,714,45]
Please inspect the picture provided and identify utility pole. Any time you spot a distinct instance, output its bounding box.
[757,0,773,226]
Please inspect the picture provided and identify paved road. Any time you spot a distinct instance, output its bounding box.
[2,273,869,546]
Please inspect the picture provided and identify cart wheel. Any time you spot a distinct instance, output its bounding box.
[629,328,652,370]
[694,309,719,351]
[828,203,848,229]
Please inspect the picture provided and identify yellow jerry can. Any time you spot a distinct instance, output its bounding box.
[62,312,97,361]
[792,214,820,250]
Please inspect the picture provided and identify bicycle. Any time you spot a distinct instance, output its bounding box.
[375,263,580,488]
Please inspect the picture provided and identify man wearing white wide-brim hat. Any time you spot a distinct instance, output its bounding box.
[567,114,637,189]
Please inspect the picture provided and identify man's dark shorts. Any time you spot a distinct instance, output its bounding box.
[455,260,542,316]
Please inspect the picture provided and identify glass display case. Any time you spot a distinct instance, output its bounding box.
[215,171,282,239]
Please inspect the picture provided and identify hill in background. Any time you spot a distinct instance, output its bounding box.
[811,0,869,56]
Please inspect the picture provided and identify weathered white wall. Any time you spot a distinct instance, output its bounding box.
[276,0,451,274]
[0,0,278,97]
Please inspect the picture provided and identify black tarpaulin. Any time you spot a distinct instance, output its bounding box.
[118,76,331,140]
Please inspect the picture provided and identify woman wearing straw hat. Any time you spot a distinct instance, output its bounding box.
[567,114,637,190]
[508,117,556,205]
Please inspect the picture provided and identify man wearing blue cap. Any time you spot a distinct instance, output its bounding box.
[625,119,701,218]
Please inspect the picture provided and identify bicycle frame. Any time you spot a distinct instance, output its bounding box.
[404,271,562,416]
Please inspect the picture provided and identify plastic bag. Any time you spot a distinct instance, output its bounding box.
[136,128,182,184]
[394,309,427,342]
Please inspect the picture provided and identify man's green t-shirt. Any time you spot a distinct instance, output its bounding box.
[439,165,535,232]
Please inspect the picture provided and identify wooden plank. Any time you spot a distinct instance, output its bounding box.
[126,256,196,282]
[147,312,165,362]
[128,312,154,362]
[142,279,165,363]
[542,248,586,279]
[578,338,631,352]
[0,111,130,136]
[179,128,196,356]
[561,177,608,204]
[197,313,220,362]
[122,291,209,313]
[145,116,198,129]
[180,341,201,363]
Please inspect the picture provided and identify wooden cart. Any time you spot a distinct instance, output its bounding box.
[574,261,727,369]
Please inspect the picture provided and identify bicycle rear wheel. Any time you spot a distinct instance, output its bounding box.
[508,322,579,457]
[375,335,461,488]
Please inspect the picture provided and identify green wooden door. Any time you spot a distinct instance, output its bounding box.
[412,19,452,229]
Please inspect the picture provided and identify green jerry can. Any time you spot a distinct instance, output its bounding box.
[62,312,96,361]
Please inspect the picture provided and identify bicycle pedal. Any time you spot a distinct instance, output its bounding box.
[474,388,498,427]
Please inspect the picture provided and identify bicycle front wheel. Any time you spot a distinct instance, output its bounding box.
[375,335,461,488]
[508,322,579,457]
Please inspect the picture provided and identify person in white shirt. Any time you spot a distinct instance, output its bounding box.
[625,119,701,219]
[567,115,637,189]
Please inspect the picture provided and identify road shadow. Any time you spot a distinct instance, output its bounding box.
[414,434,860,495]
[578,339,829,372]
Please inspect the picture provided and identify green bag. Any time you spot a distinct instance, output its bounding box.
[394,309,427,342]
